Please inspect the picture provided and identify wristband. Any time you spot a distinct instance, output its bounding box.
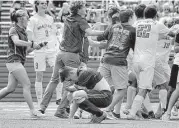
[31,41,34,48]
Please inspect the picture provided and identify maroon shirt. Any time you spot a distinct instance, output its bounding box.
[60,14,90,53]
[97,23,135,66]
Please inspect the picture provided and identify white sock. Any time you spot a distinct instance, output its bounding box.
[114,97,124,114]
[130,95,144,116]
[143,93,153,112]
[56,82,63,100]
[35,82,43,107]
[125,86,137,109]
[159,89,167,109]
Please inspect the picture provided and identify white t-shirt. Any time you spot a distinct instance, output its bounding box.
[26,14,58,51]
[156,37,173,63]
[133,19,169,67]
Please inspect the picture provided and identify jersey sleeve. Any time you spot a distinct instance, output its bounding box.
[97,26,111,41]
[9,27,18,37]
[79,18,90,32]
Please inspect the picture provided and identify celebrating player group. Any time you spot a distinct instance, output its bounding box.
[1,0,179,124]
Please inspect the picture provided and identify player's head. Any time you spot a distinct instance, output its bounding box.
[59,66,78,82]
[107,6,120,24]
[120,9,134,25]
[69,0,86,16]
[144,5,157,19]
[163,3,170,13]
[12,0,26,10]
[34,0,49,13]
[10,9,29,27]
[134,4,146,19]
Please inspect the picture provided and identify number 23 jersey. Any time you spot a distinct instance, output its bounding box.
[133,19,169,67]
[27,14,57,51]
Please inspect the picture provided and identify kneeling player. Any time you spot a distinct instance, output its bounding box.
[59,66,112,123]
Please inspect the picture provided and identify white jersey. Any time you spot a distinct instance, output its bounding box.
[133,19,169,67]
[26,14,58,52]
[156,37,172,63]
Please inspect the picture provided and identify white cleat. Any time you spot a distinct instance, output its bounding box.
[162,113,171,121]
[172,106,178,116]
[123,108,130,115]
[30,109,45,118]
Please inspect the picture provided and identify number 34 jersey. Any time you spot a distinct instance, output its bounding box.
[27,14,58,51]
[133,19,170,67]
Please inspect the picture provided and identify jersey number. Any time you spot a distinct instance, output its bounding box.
[35,62,38,69]
[45,30,49,37]
[137,24,151,38]
[163,42,170,48]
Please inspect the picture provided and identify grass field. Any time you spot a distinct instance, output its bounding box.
[0,102,179,128]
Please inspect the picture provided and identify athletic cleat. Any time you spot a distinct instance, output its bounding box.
[148,111,155,119]
[90,112,107,123]
[56,99,61,105]
[123,108,130,115]
[112,111,120,119]
[172,106,178,116]
[30,109,45,118]
[54,109,69,118]
[105,110,116,120]
[127,114,137,120]
[162,113,171,121]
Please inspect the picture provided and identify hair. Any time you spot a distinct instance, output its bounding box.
[10,9,26,23]
[59,66,73,82]
[69,0,85,15]
[134,4,146,19]
[111,12,120,24]
[144,5,157,19]
[34,0,49,12]
[107,6,120,19]
[120,9,134,23]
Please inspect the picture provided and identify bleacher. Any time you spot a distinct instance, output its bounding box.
[0,0,173,102]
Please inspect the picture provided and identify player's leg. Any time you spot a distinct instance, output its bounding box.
[124,71,137,115]
[105,66,128,119]
[128,65,154,119]
[46,51,63,105]
[167,64,178,109]
[0,63,18,99]
[10,63,41,116]
[34,52,46,107]
[77,90,112,123]
[162,83,179,120]
[39,52,63,114]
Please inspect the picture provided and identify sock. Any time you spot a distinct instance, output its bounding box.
[35,82,43,107]
[125,86,137,109]
[130,95,144,116]
[143,93,153,112]
[114,97,124,114]
[56,82,63,100]
[159,89,167,109]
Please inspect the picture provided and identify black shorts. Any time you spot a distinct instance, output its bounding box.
[169,64,178,89]
[86,90,112,108]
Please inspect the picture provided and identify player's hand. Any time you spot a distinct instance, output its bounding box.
[38,42,48,48]
[66,86,77,92]
[33,43,41,50]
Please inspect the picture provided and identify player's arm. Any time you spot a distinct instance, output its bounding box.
[69,101,79,118]
[79,18,103,36]
[88,37,107,48]
[174,33,179,53]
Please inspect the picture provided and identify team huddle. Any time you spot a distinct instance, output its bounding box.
[1,0,179,124]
